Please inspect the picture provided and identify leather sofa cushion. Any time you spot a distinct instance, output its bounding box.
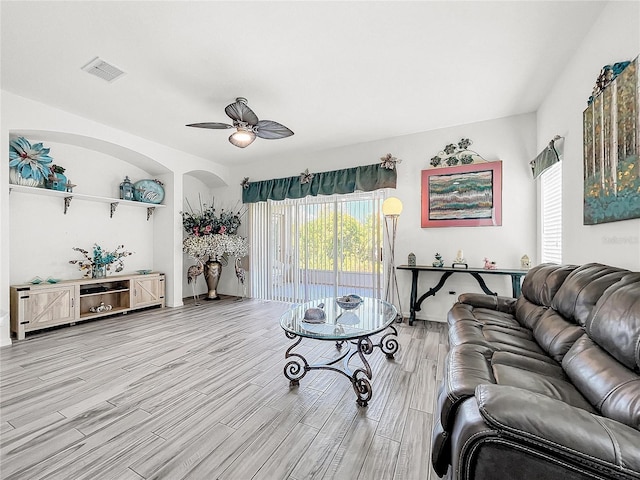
[563,335,640,431]
[552,263,630,327]
[514,296,547,330]
[520,263,578,307]
[532,309,585,362]
[585,272,640,371]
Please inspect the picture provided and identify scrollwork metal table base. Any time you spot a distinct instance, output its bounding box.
[283,325,398,407]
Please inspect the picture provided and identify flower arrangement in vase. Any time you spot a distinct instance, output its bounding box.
[181,196,248,300]
[69,244,133,278]
[8,137,54,187]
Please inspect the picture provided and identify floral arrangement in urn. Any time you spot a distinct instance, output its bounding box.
[69,244,133,278]
[181,196,247,261]
[181,196,248,301]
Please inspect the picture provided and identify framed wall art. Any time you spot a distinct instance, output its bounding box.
[583,55,640,225]
[421,161,502,228]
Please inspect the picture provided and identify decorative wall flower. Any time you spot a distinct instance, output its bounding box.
[9,137,53,183]
[429,138,486,168]
[300,168,314,184]
[380,153,402,170]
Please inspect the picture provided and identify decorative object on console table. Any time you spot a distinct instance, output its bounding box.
[133,178,165,204]
[452,249,467,268]
[382,197,403,322]
[407,252,416,267]
[583,56,639,225]
[45,165,68,191]
[432,253,444,268]
[483,257,497,270]
[521,254,531,270]
[422,161,502,228]
[119,176,134,201]
[8,136,53,187]
[69,244,133,278]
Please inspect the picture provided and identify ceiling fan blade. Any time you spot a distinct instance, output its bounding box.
[255,120,294,139]
[185,122,233,129]
[225,101,259,125]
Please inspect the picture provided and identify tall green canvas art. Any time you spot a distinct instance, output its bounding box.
[583,56,640,225]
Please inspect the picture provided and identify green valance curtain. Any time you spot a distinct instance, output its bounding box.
[530,136,564,179]
[242,163,397,203]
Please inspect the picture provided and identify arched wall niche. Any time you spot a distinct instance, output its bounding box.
[184,169,226,189]
[10,129,170,175]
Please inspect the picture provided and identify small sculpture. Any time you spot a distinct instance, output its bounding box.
[521,255,531,270]
[452,249,467,268]
[432,253,444,268]
[408,252,416,267]
[483,257,497,270]
[303,303,326,324]
[187,259,204,305]
[235,257,247,300]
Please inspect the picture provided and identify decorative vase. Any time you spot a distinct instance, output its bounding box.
[204,259,223,300]
[45,173,68,191]
[92,265,106,279]
[9,167,44,187]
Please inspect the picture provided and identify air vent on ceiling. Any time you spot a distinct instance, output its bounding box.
[81,57,126,83]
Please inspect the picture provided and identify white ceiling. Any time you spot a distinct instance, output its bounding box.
[1,1,606,166]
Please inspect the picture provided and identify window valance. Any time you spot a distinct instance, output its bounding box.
[530,136,564,179]
[242,163,397,204]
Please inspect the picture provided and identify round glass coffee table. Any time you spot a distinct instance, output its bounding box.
[280,296,399,407]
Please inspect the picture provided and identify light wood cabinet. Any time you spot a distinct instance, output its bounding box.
[10,272,165,340]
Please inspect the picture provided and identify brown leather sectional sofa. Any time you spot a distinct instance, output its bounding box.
[432,263,640,480]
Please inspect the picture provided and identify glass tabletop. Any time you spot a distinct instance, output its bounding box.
[280,297,397,340]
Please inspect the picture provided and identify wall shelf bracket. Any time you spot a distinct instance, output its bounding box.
[146,207,155,221]
[64,196,73,214]
[110,202,119,218]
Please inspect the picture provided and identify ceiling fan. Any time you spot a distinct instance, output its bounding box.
[186,97,294,148]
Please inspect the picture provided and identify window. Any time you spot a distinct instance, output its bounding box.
[249,191,385,302]
[540,161,562,264]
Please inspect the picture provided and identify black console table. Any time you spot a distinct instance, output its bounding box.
[397,265,528,325]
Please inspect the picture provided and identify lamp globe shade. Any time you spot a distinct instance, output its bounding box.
[382,197,403,216]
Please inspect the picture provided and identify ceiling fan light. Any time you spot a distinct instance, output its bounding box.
[229,129,256,148]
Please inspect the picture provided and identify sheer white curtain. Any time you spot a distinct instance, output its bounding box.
[249,191,385,303]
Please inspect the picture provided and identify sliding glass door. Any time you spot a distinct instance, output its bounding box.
[249,191,384,303]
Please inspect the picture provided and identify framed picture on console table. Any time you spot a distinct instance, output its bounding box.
[421,161,502,228]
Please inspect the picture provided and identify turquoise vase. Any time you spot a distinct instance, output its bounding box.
[45,173,67,191]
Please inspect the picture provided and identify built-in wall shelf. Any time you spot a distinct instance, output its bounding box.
[8,184,165,220]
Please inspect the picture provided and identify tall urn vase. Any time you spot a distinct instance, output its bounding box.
[204,259,223,300]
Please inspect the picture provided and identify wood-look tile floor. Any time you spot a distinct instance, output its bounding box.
[0,297,448,480]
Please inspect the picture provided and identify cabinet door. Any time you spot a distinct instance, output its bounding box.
[22,285,77,331]
[131,276,163,308]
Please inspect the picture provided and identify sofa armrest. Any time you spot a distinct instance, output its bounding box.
[457,293,516,314]
[474,384,640,477]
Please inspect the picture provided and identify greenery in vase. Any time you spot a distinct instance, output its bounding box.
[69,244,133,276]
[9,137,53,182]
[182,234,249,263]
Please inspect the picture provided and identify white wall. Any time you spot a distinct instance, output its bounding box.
[537,1,640,270]
[226,113,537,321]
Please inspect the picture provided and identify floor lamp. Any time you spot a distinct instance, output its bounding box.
[382,197,403,322]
